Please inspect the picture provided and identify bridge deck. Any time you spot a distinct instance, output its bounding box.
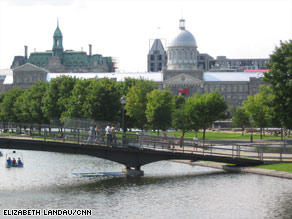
[0,123,291,168]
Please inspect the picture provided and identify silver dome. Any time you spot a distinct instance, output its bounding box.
[168,19,197,48]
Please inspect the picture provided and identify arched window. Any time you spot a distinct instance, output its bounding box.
[178,51,181,60]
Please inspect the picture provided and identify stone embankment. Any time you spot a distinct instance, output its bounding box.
[175,160,292,179]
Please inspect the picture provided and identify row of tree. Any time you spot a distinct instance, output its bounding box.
[1,40,291,139]
[0,76,228,139]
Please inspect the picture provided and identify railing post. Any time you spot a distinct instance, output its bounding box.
[232,145,234,158]
[280,144,282,161]
[44,128,47,141]
[78,129,80,144]
[237,145,240,157]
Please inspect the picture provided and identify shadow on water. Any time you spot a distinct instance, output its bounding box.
[55,169,230,194]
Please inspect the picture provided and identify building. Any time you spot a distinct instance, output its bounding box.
[11,22,116,73]
[161,19,266,106]
[147,39,167,72]
[0,18,267,107]
[147,21,269,72]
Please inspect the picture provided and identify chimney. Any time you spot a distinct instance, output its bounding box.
[89,44,92,57]
[24,45,28,60]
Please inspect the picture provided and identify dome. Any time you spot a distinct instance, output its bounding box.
[168,19,197,48]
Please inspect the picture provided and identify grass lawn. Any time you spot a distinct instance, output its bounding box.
[152,130,282,140]
[254,163,292,173]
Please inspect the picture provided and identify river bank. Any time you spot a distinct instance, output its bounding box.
[174,160,292,180]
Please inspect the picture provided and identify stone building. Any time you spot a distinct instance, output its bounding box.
[147,20,269,72]
[161,19,266,106]
[0,18,267,108]
[11,22,116,73]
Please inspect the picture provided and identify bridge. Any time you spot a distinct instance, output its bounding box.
[0,123,291,175]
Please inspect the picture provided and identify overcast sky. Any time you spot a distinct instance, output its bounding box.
[0,0,291,72]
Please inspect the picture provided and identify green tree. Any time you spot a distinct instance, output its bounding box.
[83,78,121,122]
[62,79,91,121]
[125,79,156,130]
[24,81,49,124]
[171,95,192,136]
[242,85,274,139]
[42,76,77,124]
[146,89,173,135]
[0,88,23,122]
[265,40,292,129]
[232,106,250,136]
[185,90,228,140]
[117,78,139,96]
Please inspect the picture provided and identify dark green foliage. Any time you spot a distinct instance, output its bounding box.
[265,40,292,128]
[232,106,250,135]
[171,95,191,136]
[146,89,173,134]
[185,90,228,140]
[125,79,156,130]
[0,88,23,122]
[42,76,77,123]
[83,78,121,122]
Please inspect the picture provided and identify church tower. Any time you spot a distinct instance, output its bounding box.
[52,20,64,63]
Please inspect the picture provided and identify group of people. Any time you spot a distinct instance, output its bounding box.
[86,124,117,145]
[105,124,116,145]
[87,125,103,143]
[170,133,199,149]
[7,157,23,166]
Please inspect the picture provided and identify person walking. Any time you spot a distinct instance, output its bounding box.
[111,125,116,146]
[193,135,199,150]
[105,124,111,145]
[179,135,183,148]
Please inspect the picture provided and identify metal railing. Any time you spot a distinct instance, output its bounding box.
[0,122,291,162]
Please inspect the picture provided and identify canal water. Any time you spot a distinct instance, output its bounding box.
[1,149,292,219]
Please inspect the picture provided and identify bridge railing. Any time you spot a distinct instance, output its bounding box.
[0,122,292,162]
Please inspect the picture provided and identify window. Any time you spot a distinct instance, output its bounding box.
[150,55,154,61]
[158,55,162,61]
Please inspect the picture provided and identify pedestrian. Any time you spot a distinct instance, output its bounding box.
[87,129,92,143]
[111,125,116,146]
[193,135,198,150]
[179,135,183,148]
[95,125,100,143]
[172,133,176,149]
[105,124,111,145]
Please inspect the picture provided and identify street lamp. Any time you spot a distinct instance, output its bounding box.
[121,97,126,146]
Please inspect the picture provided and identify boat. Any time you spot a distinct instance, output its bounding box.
[5,151,24,168]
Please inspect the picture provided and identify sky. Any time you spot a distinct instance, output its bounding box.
[0,0,291,72]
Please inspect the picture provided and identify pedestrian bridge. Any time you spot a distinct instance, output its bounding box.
[0,123,291,175]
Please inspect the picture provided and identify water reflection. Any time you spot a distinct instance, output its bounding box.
[1,149,292,219]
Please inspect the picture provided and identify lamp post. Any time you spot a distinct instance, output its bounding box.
[121,97,126,146]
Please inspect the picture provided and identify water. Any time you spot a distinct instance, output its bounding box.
[1,149,292,219]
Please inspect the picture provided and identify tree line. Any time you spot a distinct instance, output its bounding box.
[0,40,291,140]
[0,76,228,139]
